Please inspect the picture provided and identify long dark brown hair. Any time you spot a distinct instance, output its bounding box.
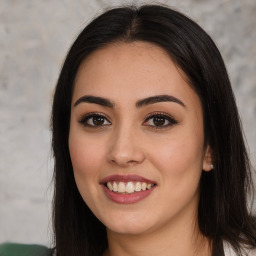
[51,4,256,256]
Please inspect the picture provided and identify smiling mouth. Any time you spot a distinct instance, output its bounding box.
[105,181,156,194]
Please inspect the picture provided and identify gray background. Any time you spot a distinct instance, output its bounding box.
[0,0,255,247]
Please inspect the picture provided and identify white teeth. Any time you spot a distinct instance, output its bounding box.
[118,182,126,193]
[126,182,135,193]
[135,182,142,191]
[106,181,155,193]
[141,182,147,190]
[113,182,118,192]
[147,184,152,189]
[107,182,113,191]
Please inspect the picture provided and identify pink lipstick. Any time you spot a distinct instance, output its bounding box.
[100,174,157,204]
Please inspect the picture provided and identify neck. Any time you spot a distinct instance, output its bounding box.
[103,216,211,256]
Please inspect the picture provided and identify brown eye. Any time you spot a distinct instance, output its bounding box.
[92,116,105,126]
[143,113,178,128]
[152,116,166,126]
[79,113,111,127]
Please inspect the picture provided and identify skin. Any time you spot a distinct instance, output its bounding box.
[69,42,212,256]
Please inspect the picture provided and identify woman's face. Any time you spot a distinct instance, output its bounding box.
[69,42,212,236]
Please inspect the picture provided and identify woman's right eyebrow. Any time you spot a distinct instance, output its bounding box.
[74,95,114,108]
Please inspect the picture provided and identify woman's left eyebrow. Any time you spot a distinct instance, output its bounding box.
[136,95,186,108]
[74,94,186,108]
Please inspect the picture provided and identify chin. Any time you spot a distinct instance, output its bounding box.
[107,223,152,236]
[100,212,155,236]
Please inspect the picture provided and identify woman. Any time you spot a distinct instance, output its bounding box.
[50,4,256,256]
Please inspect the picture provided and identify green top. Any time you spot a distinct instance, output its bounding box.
[0,243,52,256]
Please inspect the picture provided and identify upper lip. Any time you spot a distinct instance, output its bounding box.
[100,174,157,185]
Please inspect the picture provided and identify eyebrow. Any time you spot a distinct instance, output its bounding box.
[74,94,185,108]
[136,95,185,108]
[74,95,114,108]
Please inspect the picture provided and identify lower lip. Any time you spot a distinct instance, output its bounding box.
[102,185,156,204]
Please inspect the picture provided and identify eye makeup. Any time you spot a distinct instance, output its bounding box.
[78,112,111,128]
[78,111,178,130]
[143,111,178,129]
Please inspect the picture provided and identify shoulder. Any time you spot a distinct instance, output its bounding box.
[0,243,53,256]
[224,242,256,256]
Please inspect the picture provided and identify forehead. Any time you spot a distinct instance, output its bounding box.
[73,41,200,110]
[75,41,182,86]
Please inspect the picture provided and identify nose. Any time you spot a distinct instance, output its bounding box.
[107,126,145,167]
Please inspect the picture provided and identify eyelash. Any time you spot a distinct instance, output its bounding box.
[79,112,111,129]
[143,112,178,129]
[79,112,178,129]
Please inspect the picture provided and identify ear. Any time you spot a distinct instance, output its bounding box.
[202,145,213,172]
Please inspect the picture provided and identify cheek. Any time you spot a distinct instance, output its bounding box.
[68,132,106,210]
[147,129,204,181]
[149,132,204,213]
[68,133,106,176]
